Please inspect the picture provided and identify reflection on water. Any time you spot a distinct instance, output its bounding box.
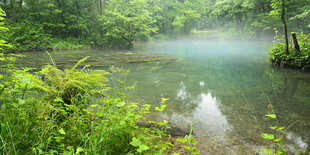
[193,93,230,136]
[286,132,308,152]
[12,38,310,154]
[176,81,230,136]
[129,39,310,153]
[176,82,187,100]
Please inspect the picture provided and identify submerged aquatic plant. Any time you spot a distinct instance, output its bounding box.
[260,104,306,155]
[241,89,306,155]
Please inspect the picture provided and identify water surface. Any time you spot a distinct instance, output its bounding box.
[17,37,310,154]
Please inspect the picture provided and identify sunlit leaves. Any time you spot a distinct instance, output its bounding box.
[59,128,66,135]
[76,147,84,154]
[0,8,10,51]
[262,133,274,140]
[137,144,149,153]
[130,137,149,152]
[176,126,200,154]
[116,102,126,108]
[265,114,276,119]
[263,149,273,154]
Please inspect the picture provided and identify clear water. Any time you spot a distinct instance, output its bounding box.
[16,37,310,154]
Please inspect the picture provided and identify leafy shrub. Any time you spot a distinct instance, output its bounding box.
[51,38,90,50]
[3,21,52,52]
[267,30,310,69]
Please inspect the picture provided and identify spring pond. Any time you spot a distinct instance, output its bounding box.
[16,36,310,154]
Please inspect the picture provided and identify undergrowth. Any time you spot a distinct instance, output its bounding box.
[0,53,198,154]
[51,38,91,51]
[267,30,310,69]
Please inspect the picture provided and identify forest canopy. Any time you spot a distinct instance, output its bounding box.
[0,0,309,51]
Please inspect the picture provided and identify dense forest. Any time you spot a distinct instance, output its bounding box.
[0,0,309,51]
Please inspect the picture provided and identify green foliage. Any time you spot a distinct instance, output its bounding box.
[267,30,310,69]
[39,52,109,108]
[0,0,211,51]
[0,55,48,154]
[102,0,158,49]
[176,126,200,155]
[0,13,189,152]
[242,91,306,154]
[3,9,200,154]
[289,9,310,21]
[170,0,203,33]
[0,8,10,51]
[260,104,292,155]
[0,0,310,51]
[251,13,281,34]
[3,21,52,52]
[109,66,132,101]
[0,52,192,154]
[51,38,90,51]
[2,0,308,50]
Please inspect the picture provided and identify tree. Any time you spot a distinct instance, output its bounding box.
[172,0,203,33]
[290,9,310,27]
[102,0,157,49]
[270,0,289,55]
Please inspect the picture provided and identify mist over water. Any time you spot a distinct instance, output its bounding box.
[128,38,310,153]
[16,37,310,154]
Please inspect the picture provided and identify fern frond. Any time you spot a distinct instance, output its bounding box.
[46,51,56,67]
[70,56,90,72]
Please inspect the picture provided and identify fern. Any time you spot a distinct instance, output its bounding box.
[39,55,109,107]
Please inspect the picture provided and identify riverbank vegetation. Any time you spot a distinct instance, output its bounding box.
[268,31,310,69]
[263,0,310,69]
[1,49,194,154]
[0,53,179,154]
[1,9,199,154]
[0,0,309,51]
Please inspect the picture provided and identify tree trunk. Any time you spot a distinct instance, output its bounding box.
[171,17,175,31]
[260,2,265,13]
[281,0,289,55]
[162,22,166,33]
[99,0,103,16]
[290,32,300,55]
[122,36,133,50]
[235,13,242,30]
